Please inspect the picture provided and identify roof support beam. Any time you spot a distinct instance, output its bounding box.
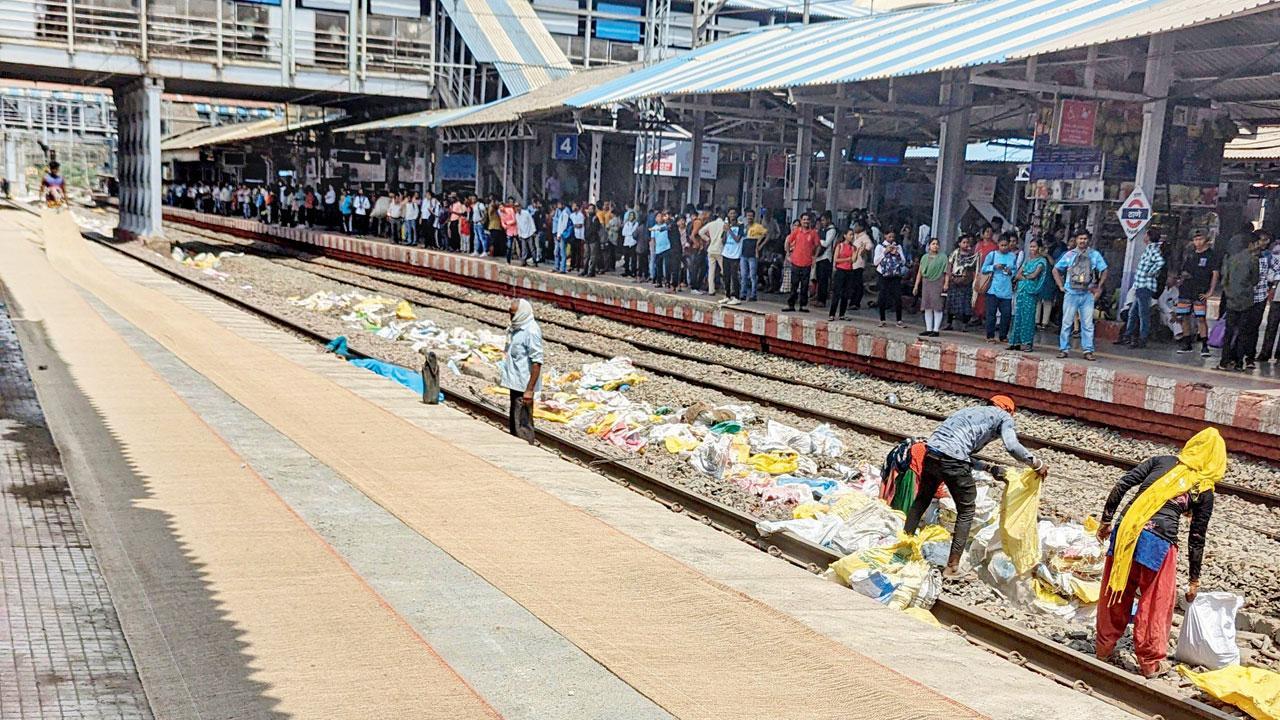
[1121,32,1174,300]
[970,74,1149,103]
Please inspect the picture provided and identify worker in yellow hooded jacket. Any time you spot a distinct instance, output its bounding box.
[1094,427,1226,678]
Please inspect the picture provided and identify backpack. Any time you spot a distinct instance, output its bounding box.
[879,247,906,278]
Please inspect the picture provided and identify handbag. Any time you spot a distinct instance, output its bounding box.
[1208,316,1227,348]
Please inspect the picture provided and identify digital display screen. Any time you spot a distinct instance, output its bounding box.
[850,136,906,166]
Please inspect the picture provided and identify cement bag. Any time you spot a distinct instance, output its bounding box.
[1178,665,1280,720]
[1176,592,1243,670]
[999,468,1042,576]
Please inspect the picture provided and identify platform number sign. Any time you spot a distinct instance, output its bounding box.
[554,133,579,161]
[1117,187,1153,240]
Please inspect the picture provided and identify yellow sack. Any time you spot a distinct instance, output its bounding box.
[586,413,617,436]
[395,299,416,320]
[1000,468,1042,576]
[830,532,924,585]
[1179,665,1280,720]
[602,373,645,391]
[1032,578,1069,607]
[1069,577,1101,604]
[747,451,799,475]
[664,435,701,454]
[902,607,941,626]
[533,407,572,423]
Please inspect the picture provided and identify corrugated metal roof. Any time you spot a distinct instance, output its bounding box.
[441,0,574,95]
[338,63,638,132]
[1225,127,1280,160]
[160,113,341,152]
[566,0,1279,106]
[722,0,873,20]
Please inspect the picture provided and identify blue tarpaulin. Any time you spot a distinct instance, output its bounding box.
[326,336,429,397]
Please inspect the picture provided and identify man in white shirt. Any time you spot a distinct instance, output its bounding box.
[470,195,488,256]
[570,203,586,273]
[352,189,370,235]
[698,211,727,295]
[516,203,537,266]
[815,214,836,307]
[402,192,420,245]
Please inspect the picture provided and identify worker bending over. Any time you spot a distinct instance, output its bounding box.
[903,395,1048,577]
[1094,427,1223,678]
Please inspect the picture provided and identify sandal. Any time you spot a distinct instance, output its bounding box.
[1084,352,1096,362]
[1057,351,1069,359]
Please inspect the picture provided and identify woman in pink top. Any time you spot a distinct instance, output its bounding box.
[499,198,519,263]
[829,229,857,321]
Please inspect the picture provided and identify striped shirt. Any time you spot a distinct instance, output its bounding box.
[1132,242,1165,292]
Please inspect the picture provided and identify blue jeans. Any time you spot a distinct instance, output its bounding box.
[403,219,417,245]
[555,236,568,272]
[474,224,489,255]
[984,294,1012,340]
[1124,286,1153,342]
[1060,291,1096,352]
[740,256,758,300]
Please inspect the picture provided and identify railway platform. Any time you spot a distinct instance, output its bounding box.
[161,208,1280,461]
[0,209,1149,718]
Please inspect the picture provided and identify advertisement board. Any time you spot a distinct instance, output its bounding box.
[633,138,718,180]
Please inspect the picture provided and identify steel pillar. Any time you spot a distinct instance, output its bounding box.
[1121,33,1173,299]
[825,110,846,214]
[931,70,972,250]
[686,111,704,207]
[113,77,164,240]
[792,105,813,219]
[589,132,603,204]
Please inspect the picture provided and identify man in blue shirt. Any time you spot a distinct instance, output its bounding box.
[980,233,1019,343]
[1052,231,1109,360]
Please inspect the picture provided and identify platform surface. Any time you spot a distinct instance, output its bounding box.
[2,206,1139,719]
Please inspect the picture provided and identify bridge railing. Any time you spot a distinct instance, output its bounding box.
[0,0,434,81]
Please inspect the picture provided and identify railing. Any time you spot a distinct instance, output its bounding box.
[0,1,432,79]
[365,31,433,74]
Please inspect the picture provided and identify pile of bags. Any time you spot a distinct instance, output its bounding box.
[171,246,243,278]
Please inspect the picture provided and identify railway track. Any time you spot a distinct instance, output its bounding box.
[161,220,1280,513]
[65,219,1242,720]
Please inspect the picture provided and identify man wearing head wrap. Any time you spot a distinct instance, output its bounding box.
[500,299,543,443]
[1094,427,1225,678]
[903,395,1047,577]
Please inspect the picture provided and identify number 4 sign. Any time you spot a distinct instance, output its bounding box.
[553,133,579,161]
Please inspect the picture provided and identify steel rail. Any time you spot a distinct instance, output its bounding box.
[160,221,1280,513]
[75,225,1238,720]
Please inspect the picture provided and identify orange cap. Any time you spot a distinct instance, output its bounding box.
[991,395,1016,414]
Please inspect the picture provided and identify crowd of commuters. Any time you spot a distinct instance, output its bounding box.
[166,179,1280,373]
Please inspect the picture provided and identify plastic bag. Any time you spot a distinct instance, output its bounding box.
[1178,665,1280,720]
[807,424,843,457]
[689,433,734,477]
[1208,317,1227,349]
[999,468,1042,576]
[1176,592,1243,670]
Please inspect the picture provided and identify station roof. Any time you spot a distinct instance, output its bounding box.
[337,63,638,133]
[565,0,1278,106]
[441,0,575,95]
[722,0,872,20]
[1225,126,1280,161]
[161,112,342,152]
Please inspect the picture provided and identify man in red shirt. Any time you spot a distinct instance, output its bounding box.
[784,214,820,312]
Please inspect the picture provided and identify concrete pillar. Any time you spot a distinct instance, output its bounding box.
[1120,33,1173,299]
[686,110,704,207]
[931,69,971,251]
[3,134,17,193]
[113,77,164,241]
[792,104,813,219]
[589,131,603,204]
[825,109,845,214]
